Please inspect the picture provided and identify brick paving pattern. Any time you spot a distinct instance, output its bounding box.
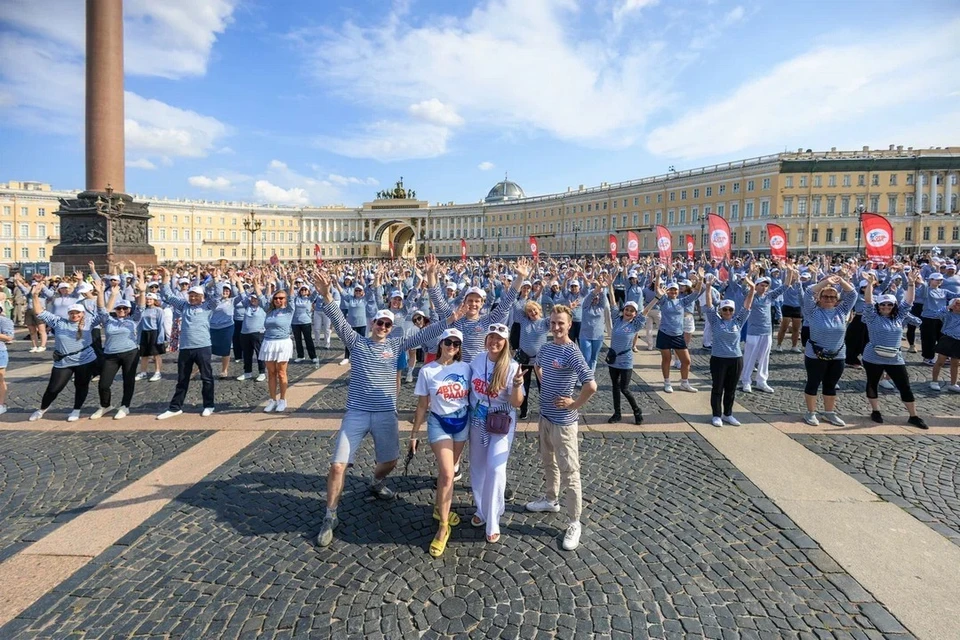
[0,430,210,562]
[794,435,960,545]
[4,432,911,639]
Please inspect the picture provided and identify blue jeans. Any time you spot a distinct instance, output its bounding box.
[579,337,603,371]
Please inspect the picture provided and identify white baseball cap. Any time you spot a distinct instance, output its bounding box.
[486,323,510,339]
[445,283,457,291]
[522,280,532,287]
[76,283,93,294]
[929,273,944,281]
[67,304,85,313]
[665,282,679,290]
[188,286,205,295]
[353,284,365,291]
[755,277,770,285]
[569,280,581,287]
[465,286,486,299]
[623,301,639,311]
[146,292,160,301]
[177,277,190,284]
[719,299,736,310]
[858,279,869,288]
[412,309,427,319]
[114,299,132,309]
[876,294,897,304]
[57,282,69,289]
[439,328,463,342]
[390,289,403,299]
[374,309,395,323]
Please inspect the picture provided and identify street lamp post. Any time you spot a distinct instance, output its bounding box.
[700,217,706,259]
[497,230,502,259]
[573,222,582,257]
[242,209,262,266]
[94,184,125,267]
[855,203,866,256]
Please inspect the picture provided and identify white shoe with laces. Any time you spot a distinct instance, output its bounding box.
[134,372,147,381]
[930,381,941,391]
[0,405,6,415]
[878,379,896,391]
[89,406,113,420]
[405,369,413,383]
[276,399,287,412]
[201,407,215,417]
[67,410,81,422]
[775,345,783,353]
[256,373,266,382]
[156,410,182,420]
[679,380,698,393]
[339,358,349,366]
[663,381,673,393]
[236,373,252,381]
[150,372,162,382]
[756,384,774,393]
[264,400,277,413]
[740,384,753,394]
[722,415,741,426]
[562,522,582,551]
[711,416,723,428]
[29,409,45,422]
[114,406,129,420]
[947,384,960,393]
[525,498,561,513]
[791,346,803,353]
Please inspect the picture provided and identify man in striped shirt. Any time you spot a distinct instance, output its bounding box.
[526,304,597,551]
[312,271,453,548]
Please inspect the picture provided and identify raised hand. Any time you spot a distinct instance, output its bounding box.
[514,257,531,279]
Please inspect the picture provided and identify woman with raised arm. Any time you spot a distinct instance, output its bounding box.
[705,273,755,428]
[652,268,702,393]
[0,294,14,415]
[136,267,167,382]
[578,272,610,374]
[235,273,267,383]
[91,277,142,420]
[257,274,295,412]
[606,294,658,425]
[860,271,926,428]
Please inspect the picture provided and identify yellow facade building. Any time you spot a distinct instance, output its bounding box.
[2,145,958,266]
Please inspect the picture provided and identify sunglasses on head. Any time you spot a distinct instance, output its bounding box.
[375,319,393,328]
[489,324,508,333]
[442,338,461,347]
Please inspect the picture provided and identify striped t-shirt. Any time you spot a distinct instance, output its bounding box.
[429,285,518,363]
[536,341,594,426]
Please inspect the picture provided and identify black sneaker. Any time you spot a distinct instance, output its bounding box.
[607,413,621,424]
[369,482,395,500]
[870,410,883,424]
[908,416,929,430]
[633,410,644,425]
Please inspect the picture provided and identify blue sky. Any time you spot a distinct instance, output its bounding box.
[1,0,958,207]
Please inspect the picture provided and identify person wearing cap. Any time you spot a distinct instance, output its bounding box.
[508,280,533,353]
[338,280,375,366]
[166,276,192,354]
[639,273,660,351]
[800,273,857,427]
[250,275,296,412]
[408,327,472,556]
[739,268,790,394]
[312,271,452,548]
[525,303,596,551]
[942,262,960,296]
[579,273,612,373]
[697,274,721,351]
[14,273,49,353]
[235,276,267,383]
[91,277,144,420]
[27,280,103,422]
[796,270,815,347]
[136,287,167,382]
[842,278,874,368]
[561,279,586,344]
[515,299,549,420]
[859,272,927,428]
[652,270,703,393]
[291,281,320,367]
[208,279,238,379]
[930,296,960,392]
[705,270,756,423]
[776,267,807,353]
[918,272,958,364]
[606,297,658,425]
[313,273,340,351]
[156,267,222,420]
[410,310,436,364]
[0,292,14,415]
[467,322,525,544]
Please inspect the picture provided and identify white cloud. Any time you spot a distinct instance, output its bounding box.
[408,99,464,127]
[613,0,660,24]
[188,175,232,189]
[647,20,960,160]
[316,121,453,162]
[253,180,309,206]
[478,161,495,171]
[125,93,230,159]
[216,146,235,154]
[127,158,157,170]
[327,174,379,186]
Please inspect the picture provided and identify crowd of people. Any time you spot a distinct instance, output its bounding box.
[1,248,958,554]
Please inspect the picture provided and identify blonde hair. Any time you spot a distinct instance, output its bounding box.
[485,335,513,397]
[524,300,542,316]
[551,304,573,323]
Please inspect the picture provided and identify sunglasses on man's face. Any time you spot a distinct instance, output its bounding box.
[375,319,393,328]
[442,338,461,348]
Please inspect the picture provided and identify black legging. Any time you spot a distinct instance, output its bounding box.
[609,366,640,416]
[844,315,868,366]
[709,356,742,418]
[804,356,845,396]
[920,317,943,360]
[519,364,540,416]
[906,304,923,347]
[41,361,95,411]
[569,321,581,343]
[509,323,521,352]
[863,361,914,402]
[232,320,244,360]
[801,325,810,347]
[345,325,366,359]
[91,327,104,377]
[240,332,265,374]
[98,347,139,408]
[292,323,316,359]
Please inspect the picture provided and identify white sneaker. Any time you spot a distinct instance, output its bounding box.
[256,373,266,382]
[562,522,582,551]
[313,358,321,368]
[264,399,277,413]
[453,464,463,482]
[878,379,896,391]
[711,416,723,428]
[947,384,960,393]
[662,381,673,393]
[134,372,147,381]
[0,405,6,415]
[236,373,252,381]
[405,370,413,383]
[89,406,113,420]
[276,399,287,412]
[114,406,129,420]
[679,380,698,393]
[821,411,846,427]
[36,346,46,352]
[150,372,162,382]
[201,407,215,417]
[803,412,819,426]
[29,409,45,422]
[525,498,561,513]
[741,384,753,394]
[930,381,941,391]
[339,358,349,366]
[775,345,783,353]
[672,360,681,369]
[293,358,305,363]
[156,410,182,420]
[722,415,741,426]
[29,346,39,353]
[67,410,81,422]
[791,346,803,353]
[756,384,774,393]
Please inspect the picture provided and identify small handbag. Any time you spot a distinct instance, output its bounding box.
[605,348,629,365]
[810,341,839,361]
[872,345,901,359]
[514,349,531,365]
[483,359,512,435]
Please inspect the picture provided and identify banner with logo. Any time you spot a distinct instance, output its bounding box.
[626,231,639,261]
[766,223,787,259]
[269,252,279,266]
[389,240,395,259]
[685,234,695,261]
[707,213,731,262]
[529,236,539,261]
[313,243,322,265]
[460,239,467,261]
[655,225,672,263]
[608,234,618,260]
[861,213,893,263]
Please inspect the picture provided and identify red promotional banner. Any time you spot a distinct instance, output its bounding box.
[626,231,639,261]
[861,213,893,262]
[313,243,322,265]
[608,234,618,260]
[655,225,672,264]
[707,213,731,262]
[460,239,467,261]
[529,236,539,261]
[269,252,279,266]
[685,234,695,261]
[389,240,395,258]
[766,223,787,259]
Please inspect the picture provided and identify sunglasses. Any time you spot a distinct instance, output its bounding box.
[375,319,393,328]
[878,302,895,306]
[442,338,461,347]
[489,324,508,333]
[819,295,838,301]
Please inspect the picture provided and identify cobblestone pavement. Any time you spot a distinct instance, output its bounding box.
[0,430,209,562]
[794,435,960,545]
[2,339,336,416]
[4,432,911,639]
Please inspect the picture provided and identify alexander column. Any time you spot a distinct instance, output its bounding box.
[52,0,156,272]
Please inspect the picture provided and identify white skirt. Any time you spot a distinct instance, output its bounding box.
[259,337,293,362]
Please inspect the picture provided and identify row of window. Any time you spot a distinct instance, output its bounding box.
[784,173,959,189]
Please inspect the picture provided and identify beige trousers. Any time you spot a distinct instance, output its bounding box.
[537,416,582,522]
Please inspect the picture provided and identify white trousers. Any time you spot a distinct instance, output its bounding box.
[702,313,713,348]
[314,311,331,346]
[469,419,516,537]
[740,334,771,387]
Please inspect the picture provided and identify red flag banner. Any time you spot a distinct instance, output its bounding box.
[707,214,732,262]
[313,243,322,265]
[685,234,695,261]
[269,252,279,266]
[460,239,467,261]
[861,213,893,263]
[608,234,618,260]
[766,223,787,259]
[529,236,539,261]
[655,225,672,264]
[389,240,395,259]
[626,231,639,261]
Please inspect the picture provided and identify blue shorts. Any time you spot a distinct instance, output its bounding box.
[331,409,400,465]
[0,350,7,368]
[426,408,471,444]
[656,331,687,351]
[397,350,408,371]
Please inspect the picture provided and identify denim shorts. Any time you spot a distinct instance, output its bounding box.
[0,349,7,369]
[331,409,399,465]
[426,407,470,444]
[397,350,408,372]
